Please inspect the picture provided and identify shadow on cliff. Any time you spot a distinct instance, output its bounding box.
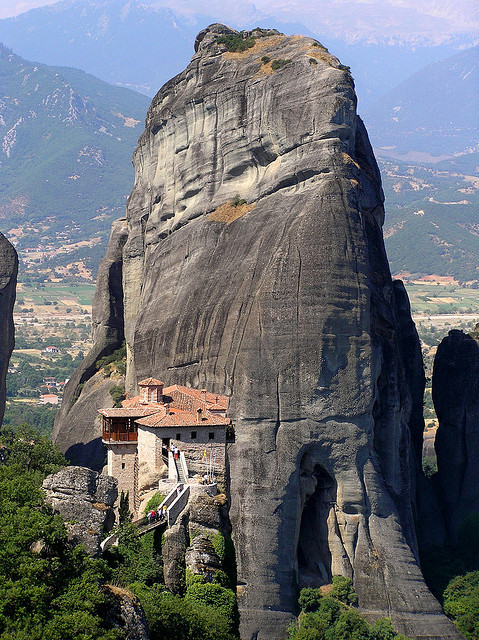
[65,438,105,472]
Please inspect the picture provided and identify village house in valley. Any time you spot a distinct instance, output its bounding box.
[100,378,231,514]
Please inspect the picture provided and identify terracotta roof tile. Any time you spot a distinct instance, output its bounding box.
[136,407,230,428]
[99,407,160,418]
[138,377,164,386]
[163,385,228,408]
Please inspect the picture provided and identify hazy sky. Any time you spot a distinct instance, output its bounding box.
[0,1,56,19]
[1,0,478,38]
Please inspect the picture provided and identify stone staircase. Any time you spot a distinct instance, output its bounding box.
[176,458,187,483]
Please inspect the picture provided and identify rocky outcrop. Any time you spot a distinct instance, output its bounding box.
[42,466,117,556]
[52,218,127,468]
[103,585,150,640]
[0,232,17,426]
[163,488,232,591]
[433,329,479,538]
[54,25,460,639]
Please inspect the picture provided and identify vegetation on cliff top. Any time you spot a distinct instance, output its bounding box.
[216,33,255,53]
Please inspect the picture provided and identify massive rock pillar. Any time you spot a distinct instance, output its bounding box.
[433,329,479,538]
[0,232,17,426]
[53,25,461,639]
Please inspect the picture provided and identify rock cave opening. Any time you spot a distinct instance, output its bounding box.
[297,459,337,590]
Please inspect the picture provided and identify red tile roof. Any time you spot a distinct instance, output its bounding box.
[99,407,160,418]
[138,377,164,386]
[136,407,230,428]
[100,380,230,429]
[163,384,228,408]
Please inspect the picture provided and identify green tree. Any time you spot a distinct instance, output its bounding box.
[118,490,132,525]
[106,522,162,587]
[185,581,239,634]
[443,572,479,639]
[0,427,121,639]
[0,424,66,474]
[298,587,322,613]
[130,583,236,640]
[330,576,358,606]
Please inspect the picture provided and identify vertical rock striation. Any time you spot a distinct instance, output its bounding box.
[0,232,17,426]
[433,329,479,538]
[52,219,127,468]
[54,25,461,639]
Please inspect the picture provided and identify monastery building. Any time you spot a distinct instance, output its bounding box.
[100,378,230,514]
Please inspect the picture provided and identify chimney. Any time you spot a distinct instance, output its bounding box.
[201,388,206,404]
[197,407,202,423]
[165,403,170,415]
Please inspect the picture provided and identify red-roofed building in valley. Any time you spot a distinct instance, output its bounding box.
[99,378,231,514]
[40,393,60,405]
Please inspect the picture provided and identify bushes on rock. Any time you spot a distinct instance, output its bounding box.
[271,58,292,70]
[109,384,125,407]
[129,583,237,640]
[287,583,413,640]
[96,342,126,375]
[443,571,479,639]
[0,427,119,640]
[185,581,239,634]
[330,576,358,606]
[216,33,255,53]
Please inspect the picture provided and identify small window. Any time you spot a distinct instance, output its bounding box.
[176,433,181,440]
[209,432,215,440]
[191,431,197,440]
[121,462,125,470]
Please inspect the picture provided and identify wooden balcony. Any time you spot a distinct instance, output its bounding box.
[102,429,138,443]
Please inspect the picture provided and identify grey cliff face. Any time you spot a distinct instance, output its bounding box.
[52,218,127,468]
[42,466,117,557]
[54,25,460,639]
[433,329,479,538]
[0,232,17,426]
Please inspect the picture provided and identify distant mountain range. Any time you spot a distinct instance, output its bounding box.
[364,46,479,158]
[0,42,150,278]
[0,0,477,283]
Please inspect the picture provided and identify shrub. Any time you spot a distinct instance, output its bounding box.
[232,194,247,206]
[330,576,357,606]
[309,58,318,65]
[271,58,292,70]
[119,490,132,525]
[106,522,163,587]
[130,584,236,640]
[216,33,255,53]
[443,572,479,639]
[298,587,322,613]
[96,342,127,372]
[185,582,239,634]
[422,455,437,478]
[109,384,125,407]
[261,55,271,64]
[144,492,166,515]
